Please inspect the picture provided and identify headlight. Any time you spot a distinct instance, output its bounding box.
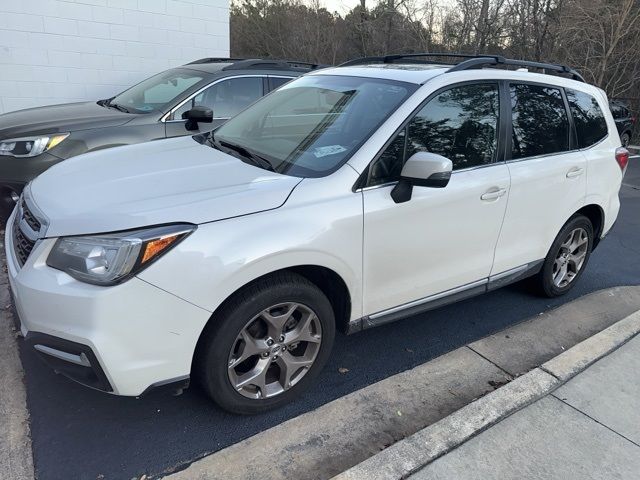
[47,224,196,286]
[0,133,69,158]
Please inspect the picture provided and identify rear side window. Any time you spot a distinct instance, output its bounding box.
[270,77,293,91]
[510,84,569,159]
[567,90,608,148]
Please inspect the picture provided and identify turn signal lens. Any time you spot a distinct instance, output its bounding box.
[47,134,69,150]
[141,235,180,264]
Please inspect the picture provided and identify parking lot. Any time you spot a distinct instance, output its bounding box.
[9,158,638,480]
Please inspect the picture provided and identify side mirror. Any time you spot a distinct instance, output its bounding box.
[391,152,453,204]
[182,106,213,131]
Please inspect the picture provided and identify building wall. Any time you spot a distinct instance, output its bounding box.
[0,0,230,114]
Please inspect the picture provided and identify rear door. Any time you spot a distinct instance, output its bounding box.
[267,75,295,92]
[491,82,587,275]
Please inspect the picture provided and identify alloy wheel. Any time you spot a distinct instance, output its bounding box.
[552,227,589,288]
[227,302,322,399]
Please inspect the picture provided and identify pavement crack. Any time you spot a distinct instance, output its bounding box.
[550,394,640,449]
[466,346,515,380]
[539,365,561,380]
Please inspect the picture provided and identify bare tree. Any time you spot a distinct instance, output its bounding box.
[556,0,640,97]
[230,0,640,107]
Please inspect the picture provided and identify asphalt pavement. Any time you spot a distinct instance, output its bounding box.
[18,158,640,480]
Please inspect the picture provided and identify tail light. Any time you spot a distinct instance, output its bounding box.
[615,147,629,171]
[631,116,637,124]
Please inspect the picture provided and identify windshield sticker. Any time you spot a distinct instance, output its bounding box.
[313,145,347,158]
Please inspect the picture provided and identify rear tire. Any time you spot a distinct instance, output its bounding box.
[196,271,335,414]
[621,132,631,147]
[534,215,594,298]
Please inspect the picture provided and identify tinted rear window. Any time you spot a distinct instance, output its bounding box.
[510,83,570,159]
[567,89,608,148]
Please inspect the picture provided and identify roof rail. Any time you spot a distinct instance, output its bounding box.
[339,52,585,82]
[186,58,246,65]
[449,56,585,82]
[339,53,492,67]
[221,59,327,71]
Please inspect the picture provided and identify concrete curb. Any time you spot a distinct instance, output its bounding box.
[332,309,640,480]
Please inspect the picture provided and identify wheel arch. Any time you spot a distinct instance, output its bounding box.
[575,203,605,249]
[190,264,354,373]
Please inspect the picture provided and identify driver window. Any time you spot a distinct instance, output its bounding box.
[368,83,500,186]
[173,77,264,120]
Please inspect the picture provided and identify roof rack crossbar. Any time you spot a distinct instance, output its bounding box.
[339,52,585,82]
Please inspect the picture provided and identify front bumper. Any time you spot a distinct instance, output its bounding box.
[0,152,64,221]
[24,331,114,391]
[5,213,212,396]
[0,152,63,186]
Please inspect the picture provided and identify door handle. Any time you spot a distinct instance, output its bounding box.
[566,167,584,179]
[480,188,507,201]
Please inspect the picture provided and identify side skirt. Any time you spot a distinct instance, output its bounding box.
[346,260,543,334]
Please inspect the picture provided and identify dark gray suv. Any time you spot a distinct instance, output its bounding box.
[0,58,322,217]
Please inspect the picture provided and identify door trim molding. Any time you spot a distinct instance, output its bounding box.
[346,260,543,334]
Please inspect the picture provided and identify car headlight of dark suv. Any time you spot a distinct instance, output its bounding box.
[0,134,69,158]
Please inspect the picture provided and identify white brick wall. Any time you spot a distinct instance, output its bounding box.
[0,0,229,114]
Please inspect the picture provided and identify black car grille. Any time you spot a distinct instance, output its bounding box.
[12,202,39,267]
[21,198,41,232]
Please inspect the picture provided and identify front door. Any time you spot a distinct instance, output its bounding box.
[362,82,510,316]
[165,76,265,137]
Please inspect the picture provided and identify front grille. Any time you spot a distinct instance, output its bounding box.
[12,201,40,267]
[12,216,35,266]
[21,198,41,232]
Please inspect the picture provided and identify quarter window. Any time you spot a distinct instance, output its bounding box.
[567,89,608,148]
[510,84,570,159]
[368,83,500,186]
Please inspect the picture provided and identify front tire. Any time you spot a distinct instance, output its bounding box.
[535,215,594,298]
[196,272,335,414]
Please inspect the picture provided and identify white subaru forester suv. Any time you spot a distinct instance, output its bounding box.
[6,54,628,414]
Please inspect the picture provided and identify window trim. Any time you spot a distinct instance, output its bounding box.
[356,79,504,191]
[161,74,267,123]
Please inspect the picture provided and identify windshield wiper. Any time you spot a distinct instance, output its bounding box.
[101,98,132,114]
[210,134,276,172]
[108,102,132,114]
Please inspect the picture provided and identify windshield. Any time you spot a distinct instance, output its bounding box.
[211,75,417,177]
[109,68,204,114]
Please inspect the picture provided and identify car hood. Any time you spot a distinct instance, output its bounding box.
[0,102,134,139]
[29,136,302,237]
